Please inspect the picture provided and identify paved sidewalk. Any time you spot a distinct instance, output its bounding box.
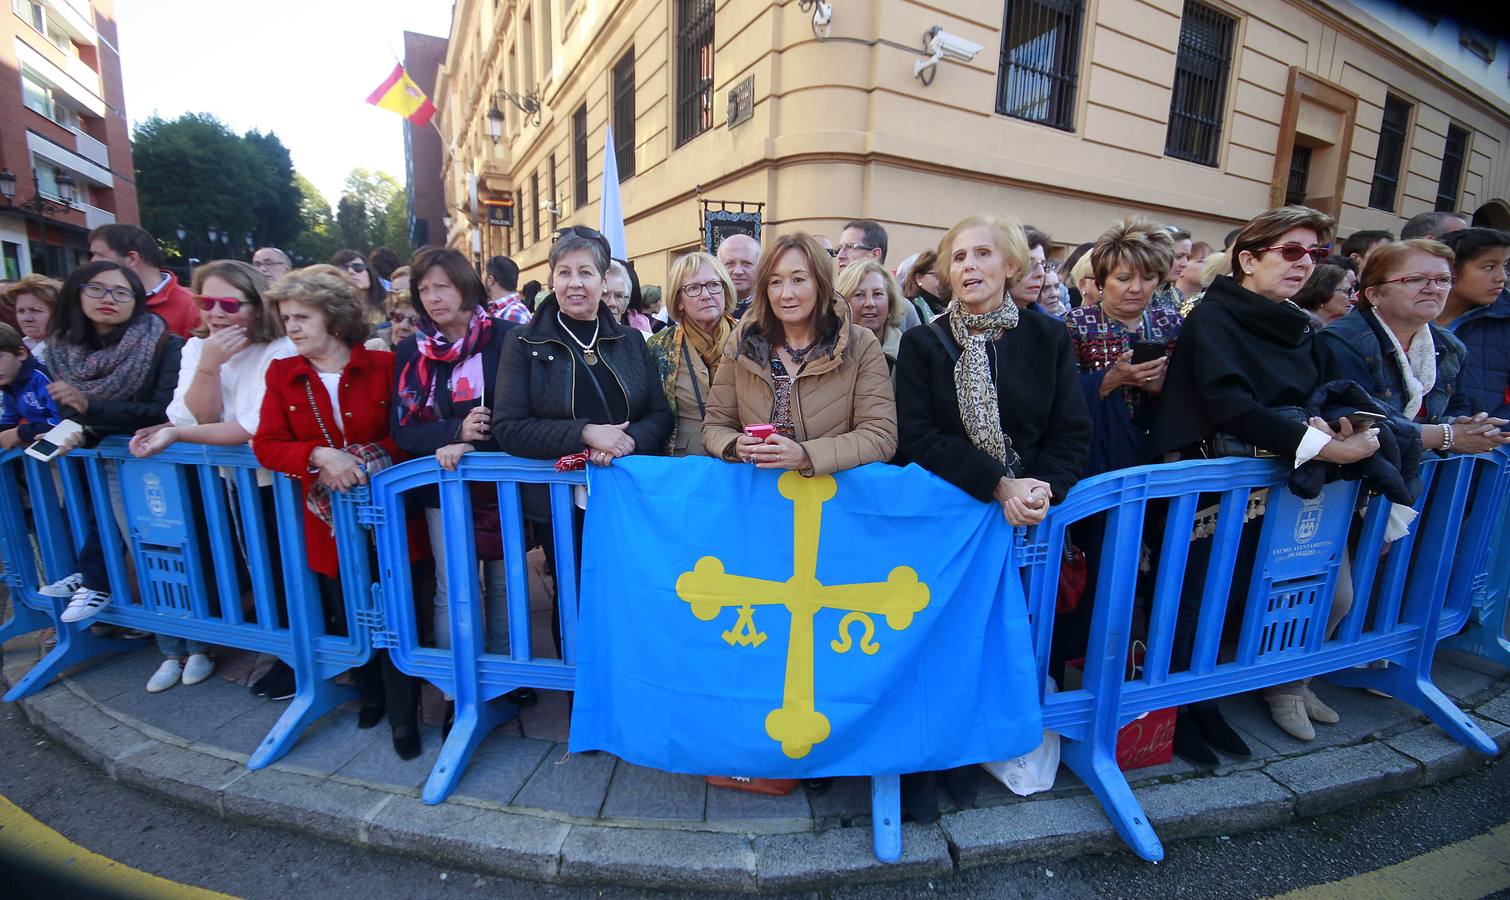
[2,626,1506,891]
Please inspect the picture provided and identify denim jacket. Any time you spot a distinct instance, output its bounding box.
[1321,305,1470,427]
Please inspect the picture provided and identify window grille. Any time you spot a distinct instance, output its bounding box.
[1285,145,1312,206]
[1165,2,1237,167]
[1368,94,1411,211]
[573,104,589,209]
[675,0,715,146]
[1435,124,1468,212]
[995,0,1084,130]
[612,49,636,179]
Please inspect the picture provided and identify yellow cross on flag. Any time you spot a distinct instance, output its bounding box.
[366,64,437,126]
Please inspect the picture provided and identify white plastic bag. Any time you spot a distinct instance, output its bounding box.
[980,678,1059,796]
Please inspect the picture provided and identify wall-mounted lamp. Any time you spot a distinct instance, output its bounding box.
[486,88,545,142]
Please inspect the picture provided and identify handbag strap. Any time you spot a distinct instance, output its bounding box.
[563,341,616,418]
[302,377,340,449]
[928,318,959,364]
[679,337,706,420]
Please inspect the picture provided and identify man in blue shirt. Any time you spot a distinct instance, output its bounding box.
[0,322,62,450]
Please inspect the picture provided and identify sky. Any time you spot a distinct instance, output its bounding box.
[116,0,454,207]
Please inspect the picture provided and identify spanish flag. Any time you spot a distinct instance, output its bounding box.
[366,64,437,126]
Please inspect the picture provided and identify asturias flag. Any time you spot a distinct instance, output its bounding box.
[569,458,1045,778]
[366,64,437,127]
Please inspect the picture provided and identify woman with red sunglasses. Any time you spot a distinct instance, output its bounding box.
[127,260,296,695]
[1149,206,1382,768]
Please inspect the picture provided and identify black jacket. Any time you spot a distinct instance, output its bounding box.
[1150,275,1328,460]
[72,330,184,444]
[1289,380,1422,507]
[390,321,515,457]
[490,295,672,459]
[894,310,1092,504]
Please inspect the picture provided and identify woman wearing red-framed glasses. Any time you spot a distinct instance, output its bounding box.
[1150,206,1384,767]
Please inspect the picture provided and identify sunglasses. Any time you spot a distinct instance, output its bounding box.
[196,295,250,314]
[1258,242,1328,264]
[343,262,369,274]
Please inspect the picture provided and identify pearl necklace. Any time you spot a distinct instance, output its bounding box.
[556,310,602,365]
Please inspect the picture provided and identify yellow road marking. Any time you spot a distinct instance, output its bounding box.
[1269,822,1510,900]
[0,793,236,898]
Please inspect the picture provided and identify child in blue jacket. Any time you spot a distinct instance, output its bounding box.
[0,323,62,450]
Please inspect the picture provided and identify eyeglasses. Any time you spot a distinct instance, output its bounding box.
[1377,274,1454,292]
[1257,243,1328,264]
[836,242,874,255]
[389,312,419,325]
[343,262,368,274]
[1333,284,1359,298]
[195,295,250,314]
[252,259,287,270]
[1027,259,1059,273]
[81,282,135,303]
[680,280,725,298]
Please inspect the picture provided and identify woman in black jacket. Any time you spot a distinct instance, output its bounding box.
[895,214,1091,521]
[1149,206,1380,762]
[40,261,184,624]
[393,248,517,670]
[892,214,1090,824]
[490,228,672,649]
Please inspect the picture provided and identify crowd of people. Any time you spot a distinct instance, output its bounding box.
[1,205,1507,818]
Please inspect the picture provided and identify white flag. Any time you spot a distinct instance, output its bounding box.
[599,125,628,258]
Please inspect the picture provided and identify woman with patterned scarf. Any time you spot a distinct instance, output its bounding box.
[647,252,735,456]
[392,248,525,728]
[892,214,1091,824]
[40,260,184,625]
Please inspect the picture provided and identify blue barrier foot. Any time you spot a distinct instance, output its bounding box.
[1061,737,1165,862]
[422,695,520,805]
[1445,624,1510,670]
[0,600,53,648]
[247,667,357,769]
[3,620,138,702]
[1327,664,1498,757]
[870,774,902,863]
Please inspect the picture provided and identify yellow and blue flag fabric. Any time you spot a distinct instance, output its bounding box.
[365,64,437,126]
[569,457,1044,777]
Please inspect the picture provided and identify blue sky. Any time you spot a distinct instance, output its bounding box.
[116,0,453,206]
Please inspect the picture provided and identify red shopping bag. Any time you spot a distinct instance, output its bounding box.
[1064,642,1175,771]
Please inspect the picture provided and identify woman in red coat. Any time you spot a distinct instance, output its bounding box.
[254,265,422,760]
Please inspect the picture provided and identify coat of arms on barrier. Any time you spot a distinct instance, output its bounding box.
[676,472,930,759]
[1293,495,1324,543]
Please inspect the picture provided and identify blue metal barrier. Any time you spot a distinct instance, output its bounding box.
[1018,453,1501,862]
[0,438,377,768]
[2,443,1505,868]
[1443,446,1510,667]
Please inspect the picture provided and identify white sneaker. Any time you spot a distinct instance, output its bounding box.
[181,653,214,686]
[39,573,84,598]
[147,658,183,693]
[59,588,111,623]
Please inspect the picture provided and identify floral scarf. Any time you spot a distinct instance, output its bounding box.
[1380,322,1437,421]
[945,298,1021,469]
[47,313,167,406]
[396,307,496,426]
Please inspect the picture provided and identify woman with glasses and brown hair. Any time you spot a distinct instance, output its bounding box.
[1323,240,1507,458]
[331,249,388,327]
[1291,257,1358,328]
[1150,206,1383,763]
[646,251,736,456]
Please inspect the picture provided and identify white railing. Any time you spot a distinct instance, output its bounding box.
[78,202,115,230]
[72,129,108,168]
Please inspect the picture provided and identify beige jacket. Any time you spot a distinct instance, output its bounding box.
[701,318,898,475]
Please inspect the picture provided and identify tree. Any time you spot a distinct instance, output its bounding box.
[244,131,302,249]
[333,168,411,259]
[286,174,340,264]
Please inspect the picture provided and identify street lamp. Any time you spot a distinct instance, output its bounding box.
[0,168,78,276]
[486,87,544,142]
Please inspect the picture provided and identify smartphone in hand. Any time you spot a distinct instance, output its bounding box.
[1336,410,1387,432]
[744,424,776,440]
[1129,341,1167,365]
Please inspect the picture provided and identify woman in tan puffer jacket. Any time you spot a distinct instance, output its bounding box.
[702,232,897,475]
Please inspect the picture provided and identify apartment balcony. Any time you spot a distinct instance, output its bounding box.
[71,128,108,169]
[77,201,114,229]
[44,0,98,47]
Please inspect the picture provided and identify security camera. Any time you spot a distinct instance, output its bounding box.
[927,28,982,63]
[811,0,832,27]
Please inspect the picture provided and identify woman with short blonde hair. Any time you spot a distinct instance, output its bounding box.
[4,273,60,361]
[647,251,736,456]
[836,259,908,369]
[266,265,371,347]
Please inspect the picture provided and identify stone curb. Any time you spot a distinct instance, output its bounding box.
[6,665,1507,892]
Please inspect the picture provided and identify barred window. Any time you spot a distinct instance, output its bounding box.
[1164,2,1236,167]
[995,0,1084,131]
[1368,94,1411,211]
[572,104,588,210]
[549,153,559,231]
[516,188,526,247]
[612,48,636,179]
[1285,145,1312,206]
[1435,124,1469,212]
[675,0,715,146]
[531,170,541,243]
